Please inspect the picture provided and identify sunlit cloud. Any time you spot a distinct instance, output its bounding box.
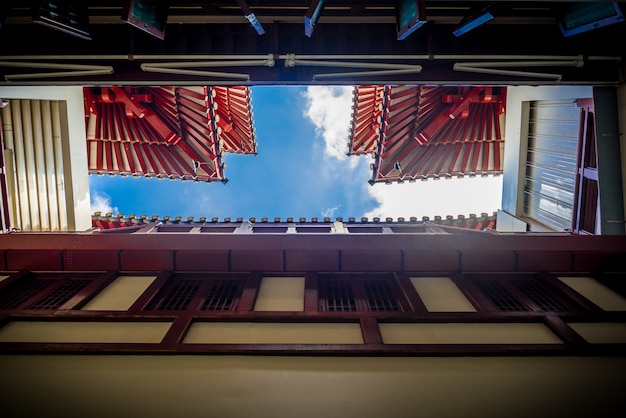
[90,191,119,215]
[364,176,503,219]
[302,86,354,164]
[321,206,339,218]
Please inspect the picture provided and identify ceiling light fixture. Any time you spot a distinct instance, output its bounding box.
[122,0,169,40]
[396,0,427,40]
[236,0,265,35]
[557,2,624,37]
[453,2,494,37]
[304,0,326,38]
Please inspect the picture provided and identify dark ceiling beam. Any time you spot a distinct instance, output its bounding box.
[0,2,624,85]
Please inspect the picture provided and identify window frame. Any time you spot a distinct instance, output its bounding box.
[318,273,411,313]
[0,271,115,311]
[143,272,248,312]
[462,273,587,313]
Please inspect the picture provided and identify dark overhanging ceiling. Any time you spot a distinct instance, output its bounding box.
[0,1,625,85]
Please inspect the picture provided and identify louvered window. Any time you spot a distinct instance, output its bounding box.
[523,99,579,231]
[146,275,244,311]
[472,275,580,312]
[0,274,96,310]
[319,275,408,312]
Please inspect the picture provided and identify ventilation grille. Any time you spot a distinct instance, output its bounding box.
[201,280,239,311]
[514,279,569,312]
[146,277,243,311]
[0,279,54,309]
[320,277,405,312]
[147,279,202,311]
[324,279,357,312]
[365,279,401,312]
[28,279,91,310]
[475,280,529,312]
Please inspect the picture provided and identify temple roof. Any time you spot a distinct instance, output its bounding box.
[84,86,256,182]
[349,85,506,184]
[91,212,497,232]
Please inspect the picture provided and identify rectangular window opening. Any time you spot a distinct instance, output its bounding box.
[145,275,244,312]
[471,275,582,313]
[0,274,101,310]
[319,275,407,312]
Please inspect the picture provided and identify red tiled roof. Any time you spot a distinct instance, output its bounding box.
[349,85,506,183]
[349,85,386,156]
[91,212,497,232]
[84,86,256,182]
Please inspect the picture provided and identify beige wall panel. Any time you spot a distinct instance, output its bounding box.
[8,101,30,230]
[558,276,626,311]
[184,322,363,344]
[50,100,68,230]
[0,355,624,418]
[0,86,92,231]
[81,275,157,311]
[3,149,20,228]
[30,100,51,231]
[380,323,562,344]
[410,276,476,312]
[41,100,60,231]
[0,87,90,231]
[567,322,626,344]
[253,276,305,311]
[0,321,171,343]
[20,99,40,230]
[1,105,21,228]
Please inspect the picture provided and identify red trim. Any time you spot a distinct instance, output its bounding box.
[84,86,255,182]
[350,86,506,182]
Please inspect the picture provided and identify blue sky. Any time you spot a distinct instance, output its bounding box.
[89,86,503,220]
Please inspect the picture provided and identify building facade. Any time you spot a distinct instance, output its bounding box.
[1,220,626,417]
[1,2,626,417]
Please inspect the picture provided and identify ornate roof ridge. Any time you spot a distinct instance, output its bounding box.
[92,212,498,229]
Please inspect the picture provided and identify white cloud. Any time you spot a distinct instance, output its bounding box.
[364,176,503,219]
[321,206,339,218]
[90,191,119,215]
[303,86,354,163]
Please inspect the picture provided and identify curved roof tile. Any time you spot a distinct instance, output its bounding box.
[91,212,498,232]
[349,85,506,183]
[84,86,256,182]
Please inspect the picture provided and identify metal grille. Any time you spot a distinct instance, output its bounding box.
[201,280,239,311]
[365,280,401,312]
[324,279,357,312]
[0,279,54,309]
[475,280,529,312]
[28,279,91,310]
[514,279,569,312]
[147,279,202,310]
